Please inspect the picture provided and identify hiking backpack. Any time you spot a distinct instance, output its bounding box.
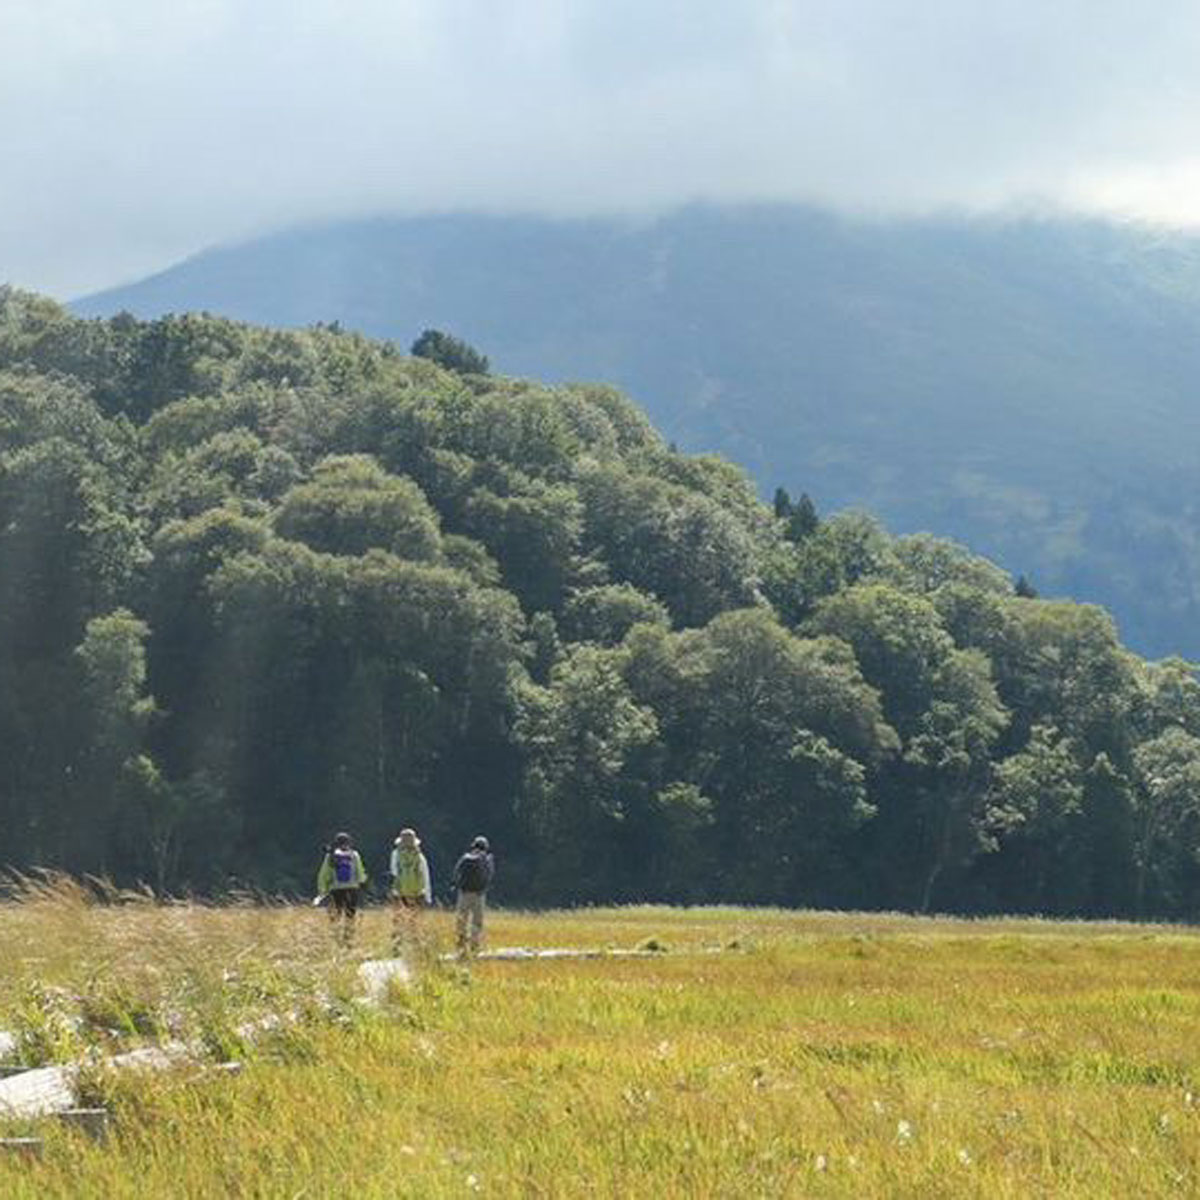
[331,847,356,887]
[395,849,423,895]
[457,852,490,893]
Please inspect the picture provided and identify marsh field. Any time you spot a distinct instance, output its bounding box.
[2,887,1200,1197]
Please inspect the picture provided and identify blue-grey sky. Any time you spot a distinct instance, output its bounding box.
[6,0,1200,297]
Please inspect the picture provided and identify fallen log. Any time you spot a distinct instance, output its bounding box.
[0,955,412,1121]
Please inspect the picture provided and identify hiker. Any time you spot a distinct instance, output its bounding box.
[453,835,494,956]
[388,827,432,947]
[316,831,368,940]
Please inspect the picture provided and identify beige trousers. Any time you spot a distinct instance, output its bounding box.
[455,891,486,953]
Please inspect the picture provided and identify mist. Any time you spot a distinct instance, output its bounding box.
[6,0,1200,296]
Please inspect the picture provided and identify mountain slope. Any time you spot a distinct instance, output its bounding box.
[75,205,1200,657]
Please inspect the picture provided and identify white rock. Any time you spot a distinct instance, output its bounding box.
[0,1065,77,1119]
[111,1042,191,1071]
[357,958,412,1002]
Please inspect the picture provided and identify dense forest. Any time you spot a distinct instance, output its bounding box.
[4,286,1200,918]
[77,205,1200,660]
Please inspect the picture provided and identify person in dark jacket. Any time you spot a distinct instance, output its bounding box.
[453,835,494,956]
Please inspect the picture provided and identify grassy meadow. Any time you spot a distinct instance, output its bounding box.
[2,885,1200,1196]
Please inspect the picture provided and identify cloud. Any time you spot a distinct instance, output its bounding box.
[6,0,1200,296]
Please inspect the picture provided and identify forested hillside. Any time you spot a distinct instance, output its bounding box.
[4,287,1200,917]
[75,205,1200,659]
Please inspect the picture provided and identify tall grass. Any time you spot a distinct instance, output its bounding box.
[3,887,1200,1196]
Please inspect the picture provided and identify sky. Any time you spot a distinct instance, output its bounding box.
[6,0,1200,298]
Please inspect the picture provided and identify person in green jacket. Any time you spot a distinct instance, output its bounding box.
[388,827,432,949]
[316,831,368,939]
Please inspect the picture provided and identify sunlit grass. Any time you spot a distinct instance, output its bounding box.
[3,885,1200,1196]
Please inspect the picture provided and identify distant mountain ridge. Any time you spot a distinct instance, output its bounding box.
[75,204,1200,658]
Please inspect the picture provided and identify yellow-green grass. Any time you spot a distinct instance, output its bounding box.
[3,889,1200,1196]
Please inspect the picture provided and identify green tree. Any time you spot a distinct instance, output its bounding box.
[887,534,1013,597]
[411,328,490,375]
[902,648,1008,911]
[560,584,670,646]
[986,724,1084,911]
[578,464,763,627]
[622,609,896,904]
[204,539,525,883]
[1131,727,1200,916]
[1079,752,1136,915]
[516,644,658,899]
[648,782,716,901]
[811,585,1007,908]
[1142,657,1200,738]
[462,481,582,613]
[275,454,442,561]
[773,486,819,542]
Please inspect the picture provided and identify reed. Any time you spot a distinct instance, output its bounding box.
[2,886,1199,1196]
